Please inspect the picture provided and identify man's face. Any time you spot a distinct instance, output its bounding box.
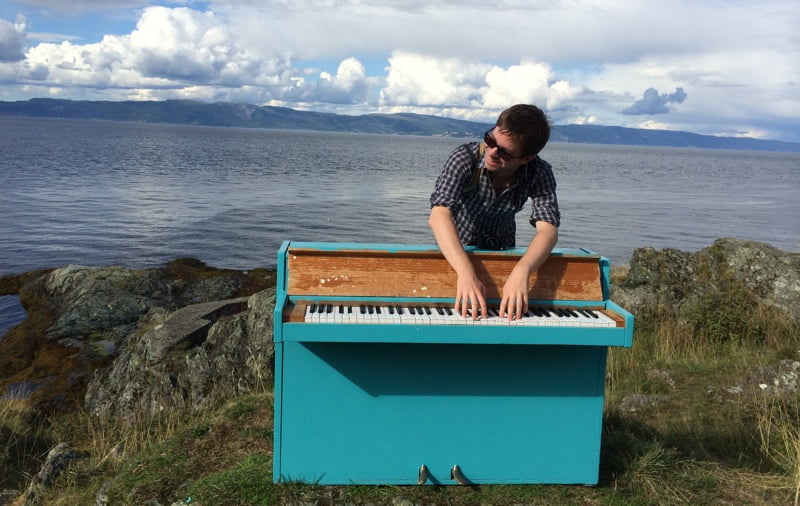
[483,127,534,173]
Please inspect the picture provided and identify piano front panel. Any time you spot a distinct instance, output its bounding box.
[276,340,607,485]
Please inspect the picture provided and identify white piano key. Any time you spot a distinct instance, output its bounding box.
[310,303,321,323]
[587,309,616,327]
[354,304,368,324]
[344,305,356,323]
[397,307,415,324]
[319,304,332,323]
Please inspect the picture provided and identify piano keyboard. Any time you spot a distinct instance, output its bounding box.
[302,303,617,327]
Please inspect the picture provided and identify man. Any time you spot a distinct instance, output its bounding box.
[429,104,560,321]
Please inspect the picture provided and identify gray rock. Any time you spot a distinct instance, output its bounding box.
[743,359,800,394]
[41,263,254,346]
[618,393,669,413]
[21,443,82,505]
[613,238,800,325]
[95,480,112,506]
[85,289,276,421]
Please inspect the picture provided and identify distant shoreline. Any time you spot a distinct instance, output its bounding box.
[2,99,799,152]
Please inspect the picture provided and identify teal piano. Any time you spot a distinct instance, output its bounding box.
[272,241,634,485]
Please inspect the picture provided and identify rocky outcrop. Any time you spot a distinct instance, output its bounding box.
[0,258,274,414]
[85,288,276,421]
[613,238,800,329]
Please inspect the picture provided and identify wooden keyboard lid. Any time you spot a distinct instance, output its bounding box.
[284,243,605,301]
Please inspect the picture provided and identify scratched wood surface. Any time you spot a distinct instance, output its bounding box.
[286,247,603,301]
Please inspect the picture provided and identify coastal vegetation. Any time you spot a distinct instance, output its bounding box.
[1,239,799,505]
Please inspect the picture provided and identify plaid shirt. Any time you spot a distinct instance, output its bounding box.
[430,142,560,248]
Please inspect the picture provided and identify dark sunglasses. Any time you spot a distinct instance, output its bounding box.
[483,128,527,162]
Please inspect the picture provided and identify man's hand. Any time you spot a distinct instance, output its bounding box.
[499,265,529,320]
[455,273,487,320]
[498,222,558,320]
[429,206,488,320]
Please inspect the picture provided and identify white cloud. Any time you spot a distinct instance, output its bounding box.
[380,52,487,107]
[378,53,581,123]
[0,1,797,141]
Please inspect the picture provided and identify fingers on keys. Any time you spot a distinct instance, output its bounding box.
[455,295,486,320]
[499,297,528,320]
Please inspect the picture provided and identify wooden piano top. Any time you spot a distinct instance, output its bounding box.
[280,242,608,302]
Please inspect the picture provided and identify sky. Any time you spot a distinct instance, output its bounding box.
[0,0,798,143]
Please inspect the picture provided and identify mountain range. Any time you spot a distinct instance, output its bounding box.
[1,98,798,152]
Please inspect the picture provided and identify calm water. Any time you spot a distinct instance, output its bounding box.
[2,116,799,336]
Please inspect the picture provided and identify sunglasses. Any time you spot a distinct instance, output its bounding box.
[483,128,527,162]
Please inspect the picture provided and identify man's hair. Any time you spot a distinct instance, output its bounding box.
[495,104,551,156]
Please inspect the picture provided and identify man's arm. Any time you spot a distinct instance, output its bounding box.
[428,205,487,319]
[498,221,558,320]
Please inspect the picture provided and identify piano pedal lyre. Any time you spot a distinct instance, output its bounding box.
[417,464,428,485]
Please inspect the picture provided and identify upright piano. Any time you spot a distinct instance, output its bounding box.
[272,241,634,485]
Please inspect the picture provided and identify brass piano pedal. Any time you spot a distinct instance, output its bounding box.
[417,464,428,485]
[450,464,468,485]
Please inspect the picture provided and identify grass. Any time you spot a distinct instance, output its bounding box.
[2,290,799,505]
[0,397,54,491]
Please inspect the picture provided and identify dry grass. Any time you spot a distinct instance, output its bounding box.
[755,389,800,505]
[0,397,53,491]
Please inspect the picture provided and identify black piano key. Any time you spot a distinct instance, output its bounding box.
[338,305,344,314]
[325,304,333,313]
[360,304,366,314]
